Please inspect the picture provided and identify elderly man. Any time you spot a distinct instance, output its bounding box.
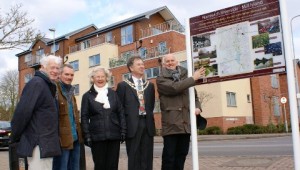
[52,64,83,170]
[11,55,62,170]
[156,54,206,170]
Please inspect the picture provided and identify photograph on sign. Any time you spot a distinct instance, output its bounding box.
[189,0,285,84]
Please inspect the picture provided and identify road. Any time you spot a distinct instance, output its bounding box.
[85,135,293,157]
[0,135,294,170]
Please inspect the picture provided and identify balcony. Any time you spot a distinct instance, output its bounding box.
[109,45,170,68]
[69,35,115,53]
[140,20,184,39]
[26,55,42,68]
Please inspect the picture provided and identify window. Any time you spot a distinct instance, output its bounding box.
[158,42,167,55]
[271,74,279,88]
[145,67,160,79]
[89,54,100,67]
[69,60,79,71]
[180,61,187,69]
[247,94,251,103]
[24,73,33,84]
[226,92,237,107]
[73,84,79,95]
[139,47,147,59]
[121,25,133,45]
[81,40,91,49]
[109,76,115,87]
[106,32,113,43]
[36,49,44,57]
[122,73,131,80]
[51,43,59,53]
[25,54,32,62]
[273,96,280,116]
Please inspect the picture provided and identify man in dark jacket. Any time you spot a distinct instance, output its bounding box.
[11,55,62,170]
[116,56,155,170]
[52,64,83,170]
[156,54,206,170]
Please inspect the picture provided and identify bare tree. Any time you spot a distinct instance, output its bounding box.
[0,4,41,50]
[0,70,19,120]
[197,91,213,108]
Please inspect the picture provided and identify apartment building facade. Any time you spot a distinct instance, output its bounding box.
[16,6,293,132]
[16,24,97,93]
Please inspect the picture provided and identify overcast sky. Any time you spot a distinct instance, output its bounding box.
[0,0,299,74]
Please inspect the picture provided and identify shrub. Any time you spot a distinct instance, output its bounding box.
[198,129,208,135]
[205,126,222,135]
[227,126,243,134]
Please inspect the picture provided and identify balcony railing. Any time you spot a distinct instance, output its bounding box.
[109,45,170,68]
[26,55,42,67]
[140,20,184,39]
[69,35,115,53]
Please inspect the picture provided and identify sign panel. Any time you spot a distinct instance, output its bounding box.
[281,97,287,104]
[189,0,285,84]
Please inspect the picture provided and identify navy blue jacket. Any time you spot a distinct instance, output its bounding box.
[11,71,61,158]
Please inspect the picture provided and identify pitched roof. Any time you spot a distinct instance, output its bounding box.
[16,24,98,57]
[76,6,182,42]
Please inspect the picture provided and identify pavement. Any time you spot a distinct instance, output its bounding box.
[0,133,294,170]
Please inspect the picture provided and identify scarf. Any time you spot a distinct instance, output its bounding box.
[94,83,110,109]
[167,66,181,82]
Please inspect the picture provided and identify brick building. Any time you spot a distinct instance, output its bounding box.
[16,24,97,93]
[16,6,296,132]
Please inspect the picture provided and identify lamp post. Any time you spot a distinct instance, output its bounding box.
[49,28,56,56]
[291,15,300,117]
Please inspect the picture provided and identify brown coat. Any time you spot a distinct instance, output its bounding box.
[57,83,83,149]
[156,66,201,136]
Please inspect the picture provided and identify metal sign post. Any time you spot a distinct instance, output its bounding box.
[281,97,288,133]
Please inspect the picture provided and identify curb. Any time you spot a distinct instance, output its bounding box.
[153,133,291,143]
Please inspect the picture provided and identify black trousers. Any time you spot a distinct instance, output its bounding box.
[126,117,154,170]
[161,134,191,170]
[91,140,120,170]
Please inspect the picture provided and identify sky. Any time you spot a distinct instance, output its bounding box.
[0,0,299,74]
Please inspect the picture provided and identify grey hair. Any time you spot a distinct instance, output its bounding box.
[40,55,62,68]
[161,54,176,64]
[89,66,111,82]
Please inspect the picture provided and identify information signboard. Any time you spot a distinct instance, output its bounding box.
[189,0,285,84]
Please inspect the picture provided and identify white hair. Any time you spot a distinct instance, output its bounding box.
[89,66,111,82]
[40,55,62,68]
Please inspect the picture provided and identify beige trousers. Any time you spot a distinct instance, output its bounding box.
[27,146,53,170]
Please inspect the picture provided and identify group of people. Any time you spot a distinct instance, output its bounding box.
[10,53,206,170]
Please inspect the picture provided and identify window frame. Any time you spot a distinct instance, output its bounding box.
[69,60,79,71]
[36,49,44,57]
[81,40,91,49]
[51,43,59,53]
[145,67,160,79]
[89,54,100,67]
[106,31,113,43]
[226,91,237,107]
[158,41,167,55]
[121,25,133,45]
[24,73,33,84]
[139,47,147,59]
[25,54,32,62]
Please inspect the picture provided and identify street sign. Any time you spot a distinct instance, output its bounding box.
[281,97,287,104]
